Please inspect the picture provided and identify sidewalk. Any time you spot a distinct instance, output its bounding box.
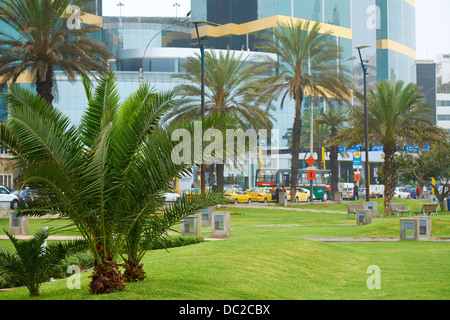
[0,235,225,241]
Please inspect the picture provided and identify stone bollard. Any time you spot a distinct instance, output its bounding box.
[334,192,343,203]
[211,211,231,238]
[9,212,29,236]
[181,213,202,237]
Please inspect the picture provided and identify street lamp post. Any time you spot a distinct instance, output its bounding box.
[139,14,190,87]
[356,46,370,202]
[192,20,219,194]
[173,3,180,19]
[192,21,208,194]
[117,2,124,28]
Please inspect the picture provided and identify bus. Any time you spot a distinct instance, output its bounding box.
[255,168,332,201]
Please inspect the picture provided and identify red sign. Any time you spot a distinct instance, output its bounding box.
[307,169,316,180]
[354,172,361,182]
[306,156,316,167]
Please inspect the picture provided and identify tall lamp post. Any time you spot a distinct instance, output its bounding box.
[117,2,124,28]
[356,46,370,202]
[139,13,191,87]
[192,20,217,194]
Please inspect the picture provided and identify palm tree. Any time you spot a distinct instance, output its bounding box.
[333,80,447,214]
[300,110,330,148]
[0,0,112,104]
[257,20,352,202]
[121,192,224,282]
[168,48,275,189]
[0,228,86,296]
[0,72,235,294]
[315,106,348,199]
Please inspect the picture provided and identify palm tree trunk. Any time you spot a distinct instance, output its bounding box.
[383,145,397,215]
[89,256,126,294]
[290,96,303,202]
[329,127,339,200]
[122,259,146,282]
[36,65,54,104]
[216,163,224,190]
[330,145,339,199]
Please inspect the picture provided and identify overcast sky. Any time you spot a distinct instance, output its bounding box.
[102,0,450,61]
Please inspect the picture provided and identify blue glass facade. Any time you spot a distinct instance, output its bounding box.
[376,0,416,83]
[1,0,417,147]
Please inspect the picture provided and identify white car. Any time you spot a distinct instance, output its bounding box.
[0,186,19,209]
[342,187,355,200]
[163,192,181,202]
[394,187,410,199]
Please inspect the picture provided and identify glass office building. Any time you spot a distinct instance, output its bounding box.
[376,0,416,83]
[191,0,416,147]
[0,0,417,187]
[191,0,416,83]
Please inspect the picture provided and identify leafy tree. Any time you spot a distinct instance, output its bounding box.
[0,228,86,296]
[0,0,112,104]
[256,20,352,202]
[396,142,450,211]
[332,80,447,214]
[0,72,235,294]
[169,48,275,189]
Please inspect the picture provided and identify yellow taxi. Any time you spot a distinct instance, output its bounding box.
[246,187,277,203]
[285,187,310,202]
[224,188,252,204]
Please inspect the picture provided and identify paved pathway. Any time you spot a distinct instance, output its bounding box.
[236,204,348,214]
[303,236,450,242]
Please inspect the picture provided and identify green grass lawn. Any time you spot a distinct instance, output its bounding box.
[1,199,449,300]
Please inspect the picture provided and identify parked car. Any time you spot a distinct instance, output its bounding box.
[246,187,277,203]
[224,188,252,204]
[224,184,244,192]
[394,187,410,199]
[342,187,355,200]
[285,187,310,202]
[400,185,417,199]
[0,186,19,209]
[369,185,385,198]
[163,192,181,202]
[13,189,39,206]
[358,188,366,199]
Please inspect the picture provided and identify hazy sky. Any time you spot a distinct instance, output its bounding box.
[416,0,450,60]
[102,0,450,61]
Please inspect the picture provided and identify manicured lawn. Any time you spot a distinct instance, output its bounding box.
[1,199,449,300]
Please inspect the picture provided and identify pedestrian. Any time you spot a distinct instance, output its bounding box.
[275,186,281,203]
[353,182,359,201]
[415,186,421,199]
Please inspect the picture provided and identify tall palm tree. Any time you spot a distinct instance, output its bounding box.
[168,48,275,189]
[300,110,330,148]
[257,20,352,202]
[0,0,112,104]
[332,80,447,214]
[315,106,348,199]
[0,72,234,294]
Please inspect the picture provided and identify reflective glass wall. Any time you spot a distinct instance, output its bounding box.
[376,0,416,83]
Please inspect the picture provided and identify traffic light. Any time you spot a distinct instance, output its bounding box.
[318,161,323,170]
[396,146,406,151]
